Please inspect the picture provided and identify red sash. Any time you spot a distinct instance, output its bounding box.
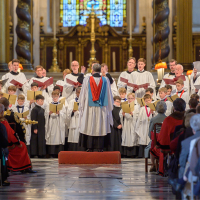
[176,90,184,98]
[90,76,103,101]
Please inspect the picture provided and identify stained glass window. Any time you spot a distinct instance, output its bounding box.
[60,0,126,27]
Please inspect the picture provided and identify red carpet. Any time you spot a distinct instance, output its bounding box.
[58,151,121,164]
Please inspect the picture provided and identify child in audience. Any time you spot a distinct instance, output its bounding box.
[45,91,66,157]
[66,87,83,151]
[145,88,154,101]
[119,88,127,102]
[7,85,17,110]
[158,87,173,116]
[30,94,46,157]
[110,96,122,152]
[175,79,189,104]
[165,84,172,97]
[120,93,140,157]
[135,94,154,157]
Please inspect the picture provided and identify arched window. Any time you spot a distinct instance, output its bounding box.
[60,0,127,27]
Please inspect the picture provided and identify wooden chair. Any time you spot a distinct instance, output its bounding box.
[145,123,162,173]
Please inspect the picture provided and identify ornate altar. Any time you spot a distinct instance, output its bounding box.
[40,16,146,72]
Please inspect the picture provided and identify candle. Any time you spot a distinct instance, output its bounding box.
[69,52,73,67]
[157,68,162,80]
[113,52,116,71]
[53,0,56,39]
[129,0,132,39]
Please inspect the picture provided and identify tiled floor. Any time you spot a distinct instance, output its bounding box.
[0,158,175,200]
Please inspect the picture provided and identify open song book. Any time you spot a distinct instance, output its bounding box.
[33,77,53,88]
[121,101,134,113]
[127,82,150,90]
[163,75,186,85]
[27,91,43,101]
[3,93,17,105]
[15,110,29,118]
[147,100,160,111]
[167,94,179,102]
[49,103,63,113]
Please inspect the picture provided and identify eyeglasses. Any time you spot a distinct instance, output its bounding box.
[128,98,134,100]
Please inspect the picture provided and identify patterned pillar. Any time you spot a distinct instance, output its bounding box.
[16,0,33,71]
[152,0,170,64]
[0,0,9,71]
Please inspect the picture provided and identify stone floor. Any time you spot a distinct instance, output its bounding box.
[0,158,175,200]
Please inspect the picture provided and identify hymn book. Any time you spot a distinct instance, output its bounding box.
[15,110,29,118]
[49,103,63,113]
[167,94,179,102]
[3,93,17,105]
[147,100,160,111]
[33,77,53,88]
[27,91,42,101]
[127,82,150,90]
[73,102,79,111]
[121,101,134,113]
[163,75,186,85]
[136,98,145,107]
[120,77,128,84]
[66,78,81,87]
[10,79,26,87]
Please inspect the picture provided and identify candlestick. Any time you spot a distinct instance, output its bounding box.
[53,0,56,39]
[113,52,116,72]
[69,52,73,67]
[129,0,132,39]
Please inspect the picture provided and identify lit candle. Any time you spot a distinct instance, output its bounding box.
[113,52,116,71]
[53,0,56,39]
[69,52,73,67]
[129,0,132,39]
[157,68,162,80]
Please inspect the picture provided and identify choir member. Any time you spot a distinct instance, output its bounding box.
[165,84,172,97]
[55,69,71,96]
[158,87,173,116]
[7,85,17,111]
[118,88,127,102]
[63,61,80,102]
[157,98,185,176]
[2,59,27,95]
[27,65,53,100]
[78,63,113,152]
[127,58,156,100]
[0,102,36,173]
[135,94,154,157]
[190,66,200,94]
[120,93,140,157]
[30,94,46,157]
[45,91,66,156]
[175,79,189,104]
[156,59,177,99]
[12,95,30,146]
[110,96,122,152]
[145,88,154,101]
[66,87,83,151]
[117,57,136,89]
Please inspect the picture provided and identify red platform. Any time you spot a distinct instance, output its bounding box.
[58,151,121,164]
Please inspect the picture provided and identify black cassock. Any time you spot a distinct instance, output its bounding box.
[30,105,46,156]
[110,105,122,152]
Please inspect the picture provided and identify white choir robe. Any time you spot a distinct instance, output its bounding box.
[27,77,54,101]
[117,71,134,89]
[135,106,153,145]
[66,98,80,143]
[45,102,66,145]
[79,76,113,137]
[111,78,119,97]
[176,89,190,105]
[2,72,27,95]
[119,104,140,147]
[12,104,31,145]
[190,71,200,95]
[156,73,175,99]
[63,73,80,102]
[194,76,200,96]
[127,71,156,100]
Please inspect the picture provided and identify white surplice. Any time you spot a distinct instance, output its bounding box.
[111,78,119,97]
[66,98,80,143]
[117,71,134,89]
[2,72,27,95]
[45,102,66,145]
[135,106,153,145]
[119,104,140,147]
[127,71,156,100]
[190,71,200,94]
[79,75,113,136]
